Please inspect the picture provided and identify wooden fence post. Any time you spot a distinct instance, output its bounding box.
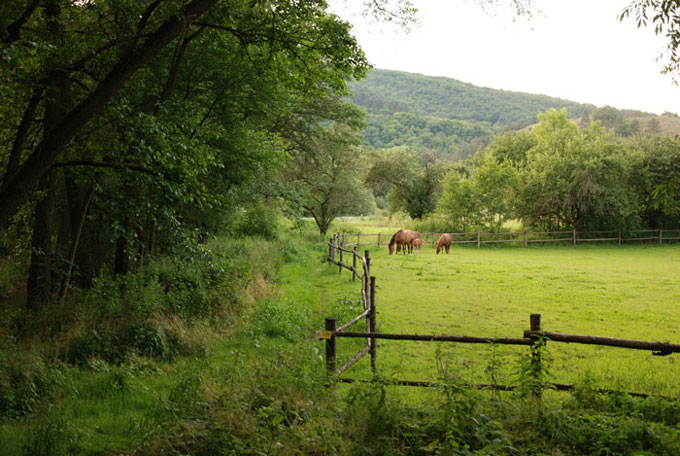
[377,232,381,246]
[328,237,333,263]
[573,229,577,245]
[432,232,436,248]
[369,276,377,374]
[618,230,622,246]
[352,247,357,282]
[477,231,481,248]
[524,231,528,247]
[339,244,343,274]
[357,232,361,246]
[364,250,371,278]
[659,228,663,245]
[325,317,337,375]
[363,250,371,310]
[529,313,543,399]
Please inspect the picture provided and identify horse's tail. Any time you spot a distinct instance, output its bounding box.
[388,230,402,254]
[388,230,402,248]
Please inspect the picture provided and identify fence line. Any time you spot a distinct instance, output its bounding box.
[320,270,678,399]
[323,235,377,376]
[340,229,680,249]
[322,235,679,398]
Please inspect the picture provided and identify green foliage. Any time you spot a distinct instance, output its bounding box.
[0,335,65,419]
[284,100,374,235]
[436,108,676,232]
[0,0,371,304]
[349,68,596,163]
[58,236,279,365]
[366,146,447,219]
[350,69,592,127]
[621,0,680,79]
[362,110,495,161]
[629,135,680,223]
[230,202,280,239]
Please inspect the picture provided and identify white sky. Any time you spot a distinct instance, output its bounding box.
[328,0,680,115]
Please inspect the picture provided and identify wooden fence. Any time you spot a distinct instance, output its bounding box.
[322,237,377,375]
[321,238,680,398]
[336,229,680,249]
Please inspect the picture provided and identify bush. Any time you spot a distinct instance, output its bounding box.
[62,317,192,365]
[231,202,280,239]
[56,236,283,365]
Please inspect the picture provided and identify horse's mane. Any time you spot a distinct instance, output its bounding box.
[388,229,403,247]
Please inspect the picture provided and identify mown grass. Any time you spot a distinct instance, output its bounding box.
[334,241,680,398]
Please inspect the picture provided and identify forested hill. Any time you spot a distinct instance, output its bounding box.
[347,69,597,161]
[349,68,595,127]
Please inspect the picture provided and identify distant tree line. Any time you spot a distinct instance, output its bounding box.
[367,109,680,232]
[349,69,680,162]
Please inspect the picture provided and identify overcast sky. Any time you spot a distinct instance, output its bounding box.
[328,0,680,115]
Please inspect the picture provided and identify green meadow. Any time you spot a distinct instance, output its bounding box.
[329,239,680,397]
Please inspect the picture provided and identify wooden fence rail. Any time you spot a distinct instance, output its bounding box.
[339,229,680,249]
[324,236,377,376]
[321,311,678,398]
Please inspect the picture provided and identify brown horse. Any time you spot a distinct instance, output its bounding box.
[388,229,421,255]
[412,237,424,254]
[436,233,452,254]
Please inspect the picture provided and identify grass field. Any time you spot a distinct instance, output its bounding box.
[328,238,680,398]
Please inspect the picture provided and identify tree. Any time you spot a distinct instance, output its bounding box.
[627,135,680,225]
[438,165,479,231]
[0,0,221,226]
[285,103,372,236]
[469,152,519,230]
[647,117,661,133]
[517,109,640,230]
[620,1,680,79]
[365,146,446,219]
[1,0,371,305]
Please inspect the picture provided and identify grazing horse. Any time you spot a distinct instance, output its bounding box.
[412,237,424,254]
[388,229,421,255]
[436,233,452,254]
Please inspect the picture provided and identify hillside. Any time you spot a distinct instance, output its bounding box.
[349,68,595,127]
[348,69,679,161]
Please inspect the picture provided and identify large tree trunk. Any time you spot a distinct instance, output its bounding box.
[26,0,68,308]
[26,172,57,309]
[0,0,219,226]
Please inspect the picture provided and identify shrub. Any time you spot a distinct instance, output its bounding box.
[231,202,280,239]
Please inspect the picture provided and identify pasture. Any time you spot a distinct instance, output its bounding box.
[333,240,680,398]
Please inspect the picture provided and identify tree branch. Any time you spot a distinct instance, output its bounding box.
[2,0,41,45]
[4,90,42,182]
[0,0,219,225]
[53,160,181,183]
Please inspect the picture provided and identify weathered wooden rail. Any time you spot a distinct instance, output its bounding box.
[324,236,377,375]
[337,229,680,249]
